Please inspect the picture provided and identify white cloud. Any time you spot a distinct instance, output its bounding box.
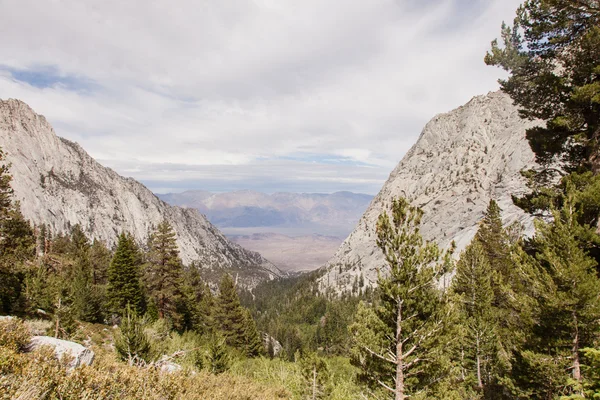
[0,0,522,194]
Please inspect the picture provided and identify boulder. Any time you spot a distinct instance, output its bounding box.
[159,361,183,374]
[27,336,94,369]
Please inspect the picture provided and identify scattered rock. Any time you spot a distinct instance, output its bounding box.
[159,361,183,374]
[263,333,283,356]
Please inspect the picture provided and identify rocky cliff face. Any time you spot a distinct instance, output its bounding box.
[319,92,539,293]
[0,99,283,288]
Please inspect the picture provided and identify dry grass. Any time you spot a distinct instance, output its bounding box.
[0,318,290,400]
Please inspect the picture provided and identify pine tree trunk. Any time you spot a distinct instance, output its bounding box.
[312,365,317,400]
[572,312,581,382]
[396,299,405,400]
[476,335,483,389]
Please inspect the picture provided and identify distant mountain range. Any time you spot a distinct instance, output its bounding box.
[157,190,373,238]
[158,190,373,272]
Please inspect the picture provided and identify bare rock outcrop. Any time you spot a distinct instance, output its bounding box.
[27,336,95,369]
[0,99,283,288]
[319,92,540,293]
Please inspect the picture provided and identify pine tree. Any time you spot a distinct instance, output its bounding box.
[89,239,111,285]
[485,0,600,176]
[0,148,35,314]
[107,233,144,315]
[300,353,331,400]
[349,197,454,400]
[475,200,510,273]
[525,191,600,396]
[452,241,498,393]
[205,334,230,374]
[215,273,246,349]
[145,220,184,328]
[114,305,152,365]
[0,148,13,218]
[242,308,265,357]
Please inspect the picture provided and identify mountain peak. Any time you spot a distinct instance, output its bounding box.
[319,91,540,293]
[0,99,283,288]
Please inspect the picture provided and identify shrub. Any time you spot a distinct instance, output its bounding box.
[0,317,30,352]
[114,306,151,364]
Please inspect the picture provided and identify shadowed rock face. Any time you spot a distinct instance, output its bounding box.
[0,99,283,288]
[319,91,540,293]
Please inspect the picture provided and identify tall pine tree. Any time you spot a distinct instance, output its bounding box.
[524,190,600,396]
[107,233,144,315]
[349,197,454,400]
[215,273,247,349]
[145,220,184,328]
[452,241,500,394]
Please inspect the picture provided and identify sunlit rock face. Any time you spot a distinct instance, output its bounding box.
[0,99,283,288]
[319,91,540,293]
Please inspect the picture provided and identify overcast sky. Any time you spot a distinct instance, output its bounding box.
[0,0,521,194]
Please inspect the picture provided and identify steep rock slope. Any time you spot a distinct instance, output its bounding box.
[319,92,539,292]
[0,99,283,287]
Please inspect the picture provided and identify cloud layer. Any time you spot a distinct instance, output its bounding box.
[0,0,522,194]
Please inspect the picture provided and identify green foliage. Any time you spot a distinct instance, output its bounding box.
[485,0,600,176]
[145,220,185,329]
[215,274,247,347]
[0,148,36,315]
[0,317,30,352]
[51,296,78,339]
[107,233,144,315]
[181,264,214,334]
[350,197,454,398]
[521,190,600,397]
[114,305,152,364]
[580,347,600,398]
[242,308,265,357]
[206,334,230,374]
[300,352,331,399]
[452,241,499,392]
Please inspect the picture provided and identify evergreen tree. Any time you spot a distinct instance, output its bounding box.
[70,258,103,323]
[300,353,331,400]
[181,264,214,333]
[580,347,600,398]
[349,197,454,400]
[114,305,152,365]
[485,0,600,176]
[0,148,35,314]
[107,233,144,315]
[145,220,184,328]
[242,308,265,357]
[522,191,600,397]
[0,148,13,218]
[89,239,111,285]
[215,273,246,349]
[475,201,510,274]
[452,241,500,394]
[205,334,230,374]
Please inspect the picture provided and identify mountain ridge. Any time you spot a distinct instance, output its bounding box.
[318,91,540,293]
[0,98,283,288]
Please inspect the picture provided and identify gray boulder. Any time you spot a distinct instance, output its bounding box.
[28,336,95,369]
[159,361,183,374]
